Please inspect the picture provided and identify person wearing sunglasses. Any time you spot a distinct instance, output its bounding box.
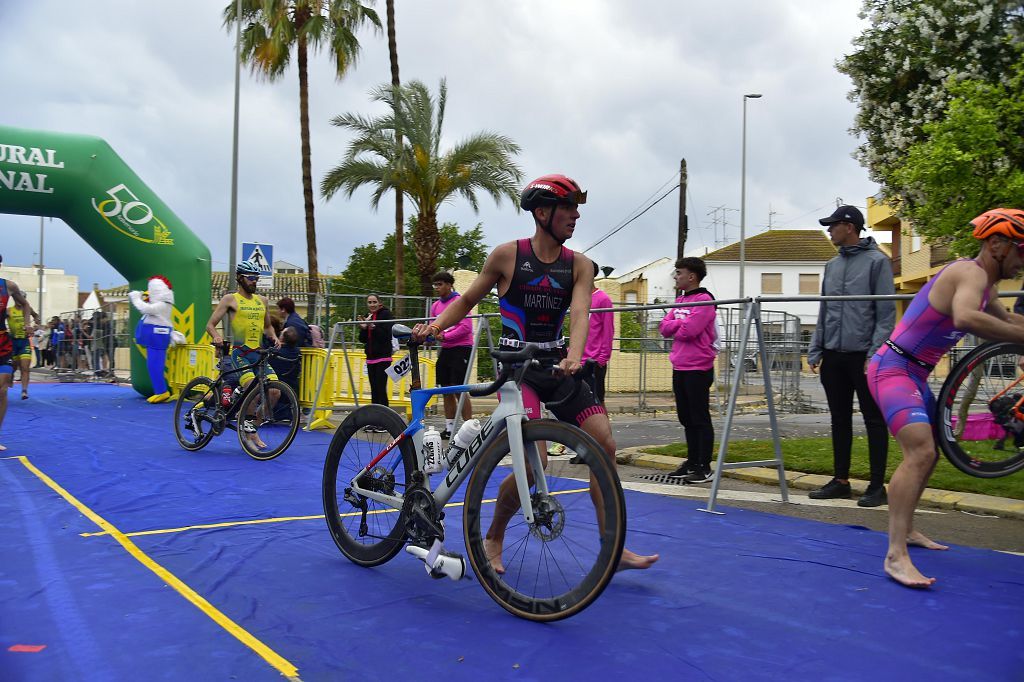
[206,260,281,443]
[868,208,1024,588]
[808,205,896,508]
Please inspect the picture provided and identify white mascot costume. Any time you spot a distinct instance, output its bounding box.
[128,275,186,403]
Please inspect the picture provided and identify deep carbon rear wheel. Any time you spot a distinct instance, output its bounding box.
[322,404,416,567]
[936,341,1024,478]
[173,376,218,451]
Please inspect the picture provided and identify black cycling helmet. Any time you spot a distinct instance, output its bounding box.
[521,174,587,243]
[236,260,260,276]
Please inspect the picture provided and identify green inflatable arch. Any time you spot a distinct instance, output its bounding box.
[0,125,212,396]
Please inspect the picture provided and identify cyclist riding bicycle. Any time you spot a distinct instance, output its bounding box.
[867,207,1024,588]
[205,260,281,448]
[412,173,659,573]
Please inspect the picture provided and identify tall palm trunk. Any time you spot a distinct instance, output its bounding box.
[414,212,441,296]
[297,33,320,315]
[386,0,404,314]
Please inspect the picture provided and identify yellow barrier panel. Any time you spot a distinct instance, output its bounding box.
[298,348,336,429]
[300,348,437,425]
[166,344,216,397]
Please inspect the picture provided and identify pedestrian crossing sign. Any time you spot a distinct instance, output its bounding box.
[241,242,273,288]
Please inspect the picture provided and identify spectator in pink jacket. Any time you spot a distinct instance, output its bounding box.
[430,272,475,439]
[582,261,614,404]
[658,257,719,483]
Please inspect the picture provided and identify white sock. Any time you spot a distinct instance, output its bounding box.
[445,419,455,433]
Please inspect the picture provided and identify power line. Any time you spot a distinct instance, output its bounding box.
[582,184,679,253]
[581,171,680,253]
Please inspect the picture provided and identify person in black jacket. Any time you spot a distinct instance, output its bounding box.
[358,294,394,408]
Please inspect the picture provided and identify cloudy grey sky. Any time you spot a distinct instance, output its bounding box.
[0,0,878,292]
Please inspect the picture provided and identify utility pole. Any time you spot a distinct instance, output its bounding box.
[676,158,688,260]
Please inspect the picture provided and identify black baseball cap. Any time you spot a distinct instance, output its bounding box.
[819,205,864,229]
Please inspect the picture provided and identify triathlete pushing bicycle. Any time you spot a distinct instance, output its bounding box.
[206,260,281,449]
[867,208,1024,588]
[412,174,659,573]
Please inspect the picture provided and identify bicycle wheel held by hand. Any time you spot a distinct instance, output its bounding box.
[936,341,1024,478]
[236,380,300,461]
[173,376,218,451]
[322,404,416,566]
[463,419,626,622]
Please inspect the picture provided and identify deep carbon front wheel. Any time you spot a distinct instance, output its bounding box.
[463,419,625,622]
[322,404,416,567]
[936,341,1024,478]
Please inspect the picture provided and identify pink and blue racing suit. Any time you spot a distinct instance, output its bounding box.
[867,260,989,435]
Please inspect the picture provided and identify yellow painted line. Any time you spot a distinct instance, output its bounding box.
[81,487,590,539]
[15,456,300,681]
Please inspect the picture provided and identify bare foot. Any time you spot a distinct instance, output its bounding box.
[884,554,936,588]
[617,548,660,572]
[907,530,949,551]
[483,537,505,574]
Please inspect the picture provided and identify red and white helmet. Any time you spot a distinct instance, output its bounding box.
[520,174,587,212]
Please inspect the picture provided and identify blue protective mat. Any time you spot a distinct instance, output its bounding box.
[2,384,1022,681]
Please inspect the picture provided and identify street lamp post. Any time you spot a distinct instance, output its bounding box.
[228,0,242,282]
[739,93,762,302]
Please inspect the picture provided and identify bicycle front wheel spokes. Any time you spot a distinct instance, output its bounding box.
[322,404,415,567]
[236,380,300,461]
[463,419,625,622]
[173,376,217,451]
[937,342,1024,478]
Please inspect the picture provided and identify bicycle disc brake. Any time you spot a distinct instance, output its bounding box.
[528,492,565,542]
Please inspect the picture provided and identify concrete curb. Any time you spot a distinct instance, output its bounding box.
[618,446,1024,521]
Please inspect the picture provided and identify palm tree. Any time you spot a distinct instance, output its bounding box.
[384,0,405,314]
[322,79,523,296]
[223,0,382,312]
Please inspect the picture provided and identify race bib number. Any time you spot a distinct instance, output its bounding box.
[385,356,413,382]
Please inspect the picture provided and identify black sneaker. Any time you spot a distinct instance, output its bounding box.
[857,485,888,507]
[682,469,713,484]
[808,479,852,500]
[569,454,583,465]
[666,461,693,478]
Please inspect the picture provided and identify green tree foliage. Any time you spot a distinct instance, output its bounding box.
[223,0,381,310]
[321,79,523,296]
[891,59,1024,252]
[333,220,488,296]
[839,1,1023,205]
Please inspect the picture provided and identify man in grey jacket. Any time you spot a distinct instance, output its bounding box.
[808,205,895,507]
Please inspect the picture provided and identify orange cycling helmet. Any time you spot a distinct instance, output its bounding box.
[971,208,1024,240]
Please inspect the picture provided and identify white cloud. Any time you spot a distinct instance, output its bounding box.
[0,0,877,290]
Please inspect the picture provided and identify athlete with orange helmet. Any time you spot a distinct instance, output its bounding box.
[867,208,1024,588]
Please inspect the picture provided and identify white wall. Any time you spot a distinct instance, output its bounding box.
[0,264,78,321]
[702,261,824,328]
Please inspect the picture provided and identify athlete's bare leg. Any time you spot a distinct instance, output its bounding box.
[904,449,948,550]
[0,372,11,450]
[18,357,29,398]
[579,413,659,571]
[885,422,938,588]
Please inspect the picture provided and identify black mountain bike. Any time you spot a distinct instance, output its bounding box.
[935,341,1024,477]
[173,345,300,461]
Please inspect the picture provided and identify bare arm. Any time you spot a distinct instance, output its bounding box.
[260,296,280,347]
[412,243,513,341]
[563,253,595,372]
[948,272,1024,343]
[205,295,235,345]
